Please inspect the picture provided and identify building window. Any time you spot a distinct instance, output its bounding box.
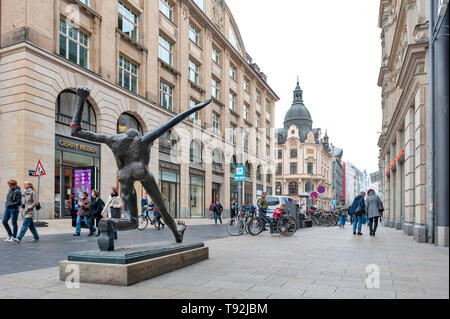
[160,81,173,111]
[305,182,314,193]
[256,138,260,155]
[189,60,199,85]
[244,78,250,93]
[212,149,222,168]
[266,99,270,113]
[244,104,249,121]
[159,0,173,21]
[159,35,173,66]
[119,56,138,93]
[229,92,236,112]
[189,24,200,46]
[230,155,237,174]
[290,163,297,174]
[189,99,200,125]
[278,150,283,159]
[290,149,297,158]
[307,163,313,174]
[190,140,202,164]
[276,163,282,175]
[159,130,177,154]
[245,162,251,178]
[230,64,236,80]
[289,182,298,196]
[266,173,272,184]
[256,114,260,128]
[229,27,240,52]
[212,78,220,99]
[56,90,96,132]
[266,145,270,157]
[212,47,220,65]
[256,166,262,181]
[266,121,270,137]
[276,182,282,195]
[230,124,236,144]
[244,133,249,151]
[79,0,89,6]
[118,1,138,41]
[192,0,204,11]
[117,113,143,135]
[59,20,89,68]
[212,113,219,134]
[256,90,261,104]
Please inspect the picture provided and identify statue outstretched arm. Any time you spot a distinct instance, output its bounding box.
[71,86,112,145]
[141,98,212,145]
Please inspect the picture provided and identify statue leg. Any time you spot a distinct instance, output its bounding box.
[140,172,185,243]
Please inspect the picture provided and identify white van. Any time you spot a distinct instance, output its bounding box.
[256,195,298,218]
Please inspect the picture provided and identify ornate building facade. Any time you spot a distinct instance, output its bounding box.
[0,0,278,219]
[275,80,333,209]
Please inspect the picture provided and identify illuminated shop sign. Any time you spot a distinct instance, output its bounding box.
[386,149,405,176]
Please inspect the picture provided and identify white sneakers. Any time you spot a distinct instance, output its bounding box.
[12,238,20,244]
[4,237,12,242]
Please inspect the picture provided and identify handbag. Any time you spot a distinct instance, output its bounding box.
[36,203,41,211]
[110,207,121,219]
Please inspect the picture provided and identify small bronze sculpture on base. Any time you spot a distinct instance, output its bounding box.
[70,86,211,251]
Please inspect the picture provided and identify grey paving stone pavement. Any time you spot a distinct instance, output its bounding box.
[0,221,448,299]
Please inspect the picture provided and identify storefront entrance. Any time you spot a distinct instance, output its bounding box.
[159,162,180,218]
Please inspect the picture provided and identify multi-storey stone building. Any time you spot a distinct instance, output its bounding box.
[0,0,278,220]
[275,80,333,209]
[332,146,344,205]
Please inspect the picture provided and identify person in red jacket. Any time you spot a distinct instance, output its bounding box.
[273,204,286,219]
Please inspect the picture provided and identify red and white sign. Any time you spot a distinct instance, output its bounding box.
[34,160,46,177]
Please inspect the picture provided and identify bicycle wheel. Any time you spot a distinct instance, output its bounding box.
[248,217,264,236]
[137,215,149,231]
[277,217,297,237]
[227,217,244,236]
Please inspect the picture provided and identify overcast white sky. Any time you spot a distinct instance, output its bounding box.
[226,0,382,173]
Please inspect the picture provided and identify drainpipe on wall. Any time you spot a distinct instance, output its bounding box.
[428,0,435,244]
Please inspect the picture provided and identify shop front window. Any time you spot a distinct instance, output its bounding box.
[190,175,204,218]
[117,113,143,135]
[56,90,96,132]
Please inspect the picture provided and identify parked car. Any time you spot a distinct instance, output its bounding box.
[256,196,298,218]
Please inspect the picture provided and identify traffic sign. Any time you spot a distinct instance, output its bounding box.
[318,185,326,194]
[34,160,46,177]
[234,165,246,182]
[29,170,36,177]
[310,192,319,200]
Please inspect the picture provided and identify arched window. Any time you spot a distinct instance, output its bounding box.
[256,165,262,181]
[266,173,272,184]
[245,162,251,178]
[289,182,298,196]
[56,90,96,132]
[230,155,237,173]
[159,129,177,155]
[117,113,143,135]
[276,182,282,195]
[305,182,314,193]
[212,149,222,168]
[190,140,202,164]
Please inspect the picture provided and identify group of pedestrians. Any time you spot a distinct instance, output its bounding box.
[2,179,40,243]
[336,189,384,236]
[209,200,224,225]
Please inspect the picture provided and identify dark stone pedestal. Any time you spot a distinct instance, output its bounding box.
[60,242,209,286]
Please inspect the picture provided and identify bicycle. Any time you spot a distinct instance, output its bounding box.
[137,209,158,231]
[248,209,297,237]
[227,207,254,236]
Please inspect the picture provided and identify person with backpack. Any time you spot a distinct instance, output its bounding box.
[12,181,39,243]
[153,207,165,230]
[73,190,91,237]
[3,179,22,242]
[365,189,384,236]
[213,200,223,225]
[350,192,366,235]
[88,190,104,237]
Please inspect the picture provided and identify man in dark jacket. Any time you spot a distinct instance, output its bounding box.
[350,192,366,235]
[213,200,223,225]
[88,190,104,236]
[3,179,22,242]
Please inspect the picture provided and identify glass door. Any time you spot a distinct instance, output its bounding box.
[161,181,178,218]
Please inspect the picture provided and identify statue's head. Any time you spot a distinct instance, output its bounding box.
[126,129,141,138]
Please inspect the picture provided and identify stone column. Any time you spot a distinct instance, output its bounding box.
[389,143,396,228]
[382,153,390,226]
[395,130,403,230]
[403,107,415,235]
[413,87,428,242]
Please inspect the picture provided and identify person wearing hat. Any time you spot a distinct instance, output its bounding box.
[365,189,384,236]
[3,179,22,242]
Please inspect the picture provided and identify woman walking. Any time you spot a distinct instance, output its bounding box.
[336,199,349,228]
[102,187,122,240]
[12,181,39,243]
[73,191,91,236]
[365,189,384,236]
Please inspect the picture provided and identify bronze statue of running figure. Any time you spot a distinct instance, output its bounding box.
[70,86,211,251]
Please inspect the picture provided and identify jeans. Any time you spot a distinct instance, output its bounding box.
[339,215,347,227]
[353,215,364,233]
[350,214,355,225]
[88,216,100,234]
[156,217,165,229]
[2,209,19,238]
[370,217,379,233]
[214,212,222,224]
[75,215,92,235]
[17,217,39,241]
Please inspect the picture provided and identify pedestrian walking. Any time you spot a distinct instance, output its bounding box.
[153,207,165,230]
[102,187,122,240]
[213,200,223,225]
[12,181,39,243]
[141,195,149,217]
[2,179,22,242]
[209,201,216,219]
[230,199,238,218]
[73,191,91,236]
[365,189,384,236]
[88,190,104,237]
[336,199,349,228]
[349,192,366,235]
